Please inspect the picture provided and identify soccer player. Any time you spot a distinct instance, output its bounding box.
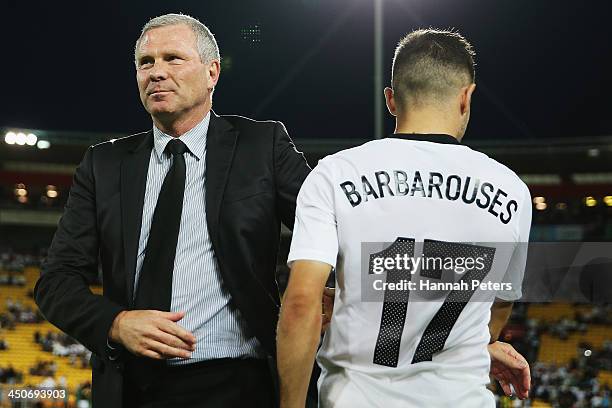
[277,29,532,407]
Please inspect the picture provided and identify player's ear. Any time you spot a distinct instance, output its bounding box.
[460,83,476,116]
[384,87,397,116]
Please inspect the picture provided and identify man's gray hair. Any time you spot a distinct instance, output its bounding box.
[134,13,220,64]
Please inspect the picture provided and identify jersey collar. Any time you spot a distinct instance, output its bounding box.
[386,133,461,145]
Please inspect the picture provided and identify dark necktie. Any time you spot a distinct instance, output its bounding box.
[126,139,188,390]
[134,138,187,311]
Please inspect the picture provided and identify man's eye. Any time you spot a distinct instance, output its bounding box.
[139,60,153,68]
[168,56,183,62]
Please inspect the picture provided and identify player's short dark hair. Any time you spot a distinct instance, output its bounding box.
[391,28,475,111]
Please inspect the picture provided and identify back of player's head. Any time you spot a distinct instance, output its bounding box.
[391,28,475,112]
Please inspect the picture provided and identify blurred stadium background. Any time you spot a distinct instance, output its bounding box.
[0,130,611,407]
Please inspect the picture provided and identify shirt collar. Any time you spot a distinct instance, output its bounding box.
[152,112,211,162]
[386,133,461,145]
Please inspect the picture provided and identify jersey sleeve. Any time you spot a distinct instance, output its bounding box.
[287,160,339,269]
[497,184,533,301]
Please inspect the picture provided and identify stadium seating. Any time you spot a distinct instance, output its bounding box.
[0,266,93,391]
[538,325,611,364]
[527,303,593,321]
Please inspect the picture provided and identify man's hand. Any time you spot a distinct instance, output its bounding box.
[488,341,530,399]
[109,310,196,360]
[321,287,335,333]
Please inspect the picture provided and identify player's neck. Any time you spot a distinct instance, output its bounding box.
[394,111,460,140]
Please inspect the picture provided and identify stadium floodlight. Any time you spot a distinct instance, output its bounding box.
[604,196,612,207]
[535,202,547,211]
[584,196,597,207]
[15,132,27,145]
[4,131,16,144]
[14,188,27,197]
[587,148,600,158]
[26,133,38,146]
[532,196,545,204]
[46,185,59,198]
[37,140,51,149]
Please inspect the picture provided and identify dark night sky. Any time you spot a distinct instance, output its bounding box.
[3,0,612,141]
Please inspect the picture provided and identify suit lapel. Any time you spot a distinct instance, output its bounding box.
[205,112,238,249]
[120,132,153,307]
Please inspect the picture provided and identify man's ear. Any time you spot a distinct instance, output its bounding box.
[207,60,221,91]
[384,87,397,116]
[460,83,476,116]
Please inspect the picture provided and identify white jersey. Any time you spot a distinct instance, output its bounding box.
[287,134,532,408]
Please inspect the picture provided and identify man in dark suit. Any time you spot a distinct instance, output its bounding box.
[34,13,309,408]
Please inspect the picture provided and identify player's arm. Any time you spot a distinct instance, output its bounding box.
[488,185,533,399]
[488,298,513,343]
[277,260,332,408]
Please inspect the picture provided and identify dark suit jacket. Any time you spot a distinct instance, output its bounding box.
[34,112,311,408]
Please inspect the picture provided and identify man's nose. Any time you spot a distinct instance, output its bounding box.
[149,63,169,81]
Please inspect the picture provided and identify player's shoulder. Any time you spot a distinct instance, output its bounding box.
[464,146,530,197]
[318,139,384,166]
[308,139,398,182]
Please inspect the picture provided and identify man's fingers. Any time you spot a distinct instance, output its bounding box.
[502,367,528,400]
[488,342,530,400]
[511,366,531,399]
[520,362,531,394]
[501,347,530,394]
[158,318,196,345]
[499,379,512,397]
[505,370,523,397]
[496,369,512,385]
[495,358,529,398]
[147,339,192,359]
[492,365,515,396]
[156,310,186,322]
[149,329,196,351]
[502,344,531,398]
[141,349,164,360]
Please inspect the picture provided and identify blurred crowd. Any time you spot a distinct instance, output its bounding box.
[0,298,45,330]
[528,345,611,407]
[0,365,22,384]
[35,330,91,368]
[497,304,612,407]
[0,249,44,274]
[29,360,57,377]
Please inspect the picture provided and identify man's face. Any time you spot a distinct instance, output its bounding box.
[135,24,213,121]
